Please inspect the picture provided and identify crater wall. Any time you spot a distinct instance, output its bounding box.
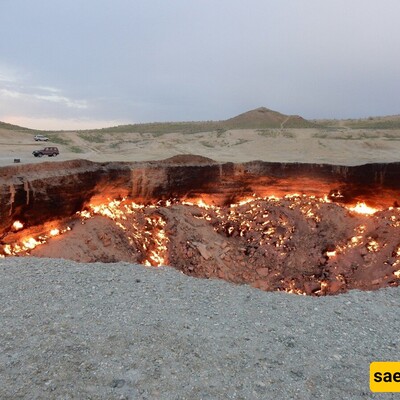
[1,158,400,236]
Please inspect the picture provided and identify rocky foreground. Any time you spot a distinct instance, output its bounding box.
[0,257,399,399]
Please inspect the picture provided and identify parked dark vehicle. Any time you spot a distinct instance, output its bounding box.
[32,147,59,157]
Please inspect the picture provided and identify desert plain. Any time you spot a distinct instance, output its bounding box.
[2,107,400,166]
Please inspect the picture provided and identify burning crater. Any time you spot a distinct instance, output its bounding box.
[1,156,400,295]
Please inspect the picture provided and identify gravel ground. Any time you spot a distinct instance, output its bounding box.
[0,258,399,399]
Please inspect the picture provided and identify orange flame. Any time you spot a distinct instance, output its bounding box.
[12,221,24,231]
[22,237,39,250]
[347,202,378,215]
[1,225,71,256]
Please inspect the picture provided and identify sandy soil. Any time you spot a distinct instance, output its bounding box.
[1,127,400,167]
[1,257,399,399]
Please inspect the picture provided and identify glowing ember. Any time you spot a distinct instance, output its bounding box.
[3,245,12,255]
[320,281,329,292]
[284,278,307,295]
[12,221,24,231]
[22,237,39,250]
[182,199,212,209]
[284,193,301,199]
[143,215,169,267]
[90,199,126,220]
[347,202,378,215]
[232,197,256,207]
[366,239,379,252]
[196,199,211,209]
[1,225,71,256]
[357,225,366,233]
[322,195,332,203]
[77,210,91,219]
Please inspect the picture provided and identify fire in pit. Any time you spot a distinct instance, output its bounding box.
[2,158,400,295]
[1,194,399,296]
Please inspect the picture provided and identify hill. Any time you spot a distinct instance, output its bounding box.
[224,107,318,129]
[0,107,319,134]
[0,121,32,132]
[80,107,318,135]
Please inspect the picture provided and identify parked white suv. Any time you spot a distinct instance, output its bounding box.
[34,134,49,141]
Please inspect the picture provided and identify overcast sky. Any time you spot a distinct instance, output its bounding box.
[1,0,399,129]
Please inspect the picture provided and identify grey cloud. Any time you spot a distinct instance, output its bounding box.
[0,0,400,129]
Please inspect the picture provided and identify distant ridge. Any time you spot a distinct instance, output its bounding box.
[225,107,317,129]
[0,121,32,131]
[3,108,400,132]
[0,107,317,133]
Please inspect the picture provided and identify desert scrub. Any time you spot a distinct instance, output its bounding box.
[313,132,328,139]
[46,133,72,145]
[78,132,106,143]
[151,131,167,138]
[233,139,250,146]
[109,141,121,149]
[216,128,227,138]
[383,132,400,140]
[82,121,227,135]
[282,131,295,138]
[200,141,215,148]
[358,131,380,139]
[338,132,380,140]
[345,119,400,130]
[257,129,294,139]
[257,129,279,138]
[68,145,85,153]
